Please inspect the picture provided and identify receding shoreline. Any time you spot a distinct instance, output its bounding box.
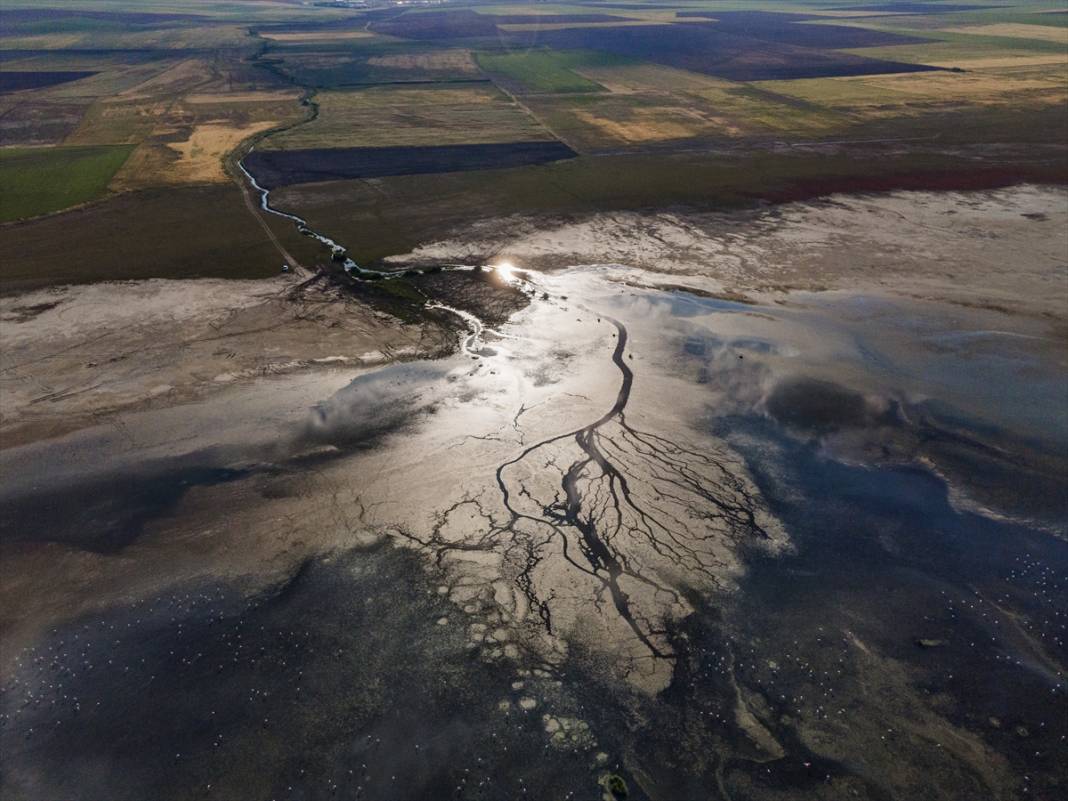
[1,184,1066,798]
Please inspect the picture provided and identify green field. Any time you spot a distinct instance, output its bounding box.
[262,84,553,150]
[476,50,615,93]
[273,103,1068,265]
[0,0,1065,281]
[0,145,134,222]
[0,184,324,292]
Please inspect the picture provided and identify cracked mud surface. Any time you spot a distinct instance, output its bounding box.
[1,187,1065,800]
[0,273,456,448]
[389,184,1068,320]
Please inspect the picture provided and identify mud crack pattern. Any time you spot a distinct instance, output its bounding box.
[403,313,777,683]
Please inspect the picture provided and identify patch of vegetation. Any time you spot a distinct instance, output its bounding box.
[0,145,134,221]
[500,20,941,81]
[915,9,1068,29]
[272,104,1068,265]
[0,100,90,146]
[350,276,430,325]
[753,56,1066,119]
[476,49,616,93]
[369,9,500,40]
[261,84,553,149]
[0,0,1063,293]
[0,184,323,292]
[847,26,1068,56]
[524,82,843,152]
[245,141,574,188]
[262,36,484,87]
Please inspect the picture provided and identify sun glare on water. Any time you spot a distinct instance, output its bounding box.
[494,260,517,282]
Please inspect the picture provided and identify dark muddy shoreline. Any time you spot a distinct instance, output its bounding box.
[2,186,1064,800]
[4,280,1063,800]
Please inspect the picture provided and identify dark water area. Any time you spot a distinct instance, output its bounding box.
[0,544,614,801]
[0,461,250,553]
[716,417,1067,799]
[645,285,1068,798]
[644,287,1068,529]
[1,277,1064,800]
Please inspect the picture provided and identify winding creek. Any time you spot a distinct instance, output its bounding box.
[240,152,497,355]
[237,156,780,665]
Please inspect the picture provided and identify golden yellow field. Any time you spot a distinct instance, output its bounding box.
[364,50,477,73]
[166,120,280,183]
[755,58,1068,120]
[262,84,552,149]
[941,24,1068,45]
[184,91,302,104]
[261,31,375,42]
[572,105,713,143]
[574,64,737,95]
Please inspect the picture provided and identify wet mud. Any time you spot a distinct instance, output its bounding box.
[1,194,1065,800]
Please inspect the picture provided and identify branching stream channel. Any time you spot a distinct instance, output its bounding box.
[239,157,778,668]
[1,170,1065,801]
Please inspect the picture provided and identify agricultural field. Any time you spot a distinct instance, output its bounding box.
[0,144,133,221]
[0,97,91,144]
[260,83,554,149]
[245,141,576,187]
[271,136,1068,263]
[256,37,484,87]
[523,79,842,150]
[0,70,97,92]
[755,60,1067,118]
[475,49,614,93]
[504,21,941,81]
[0,0,1065,277]
[2,5,1068,801]
[0,183,323,290]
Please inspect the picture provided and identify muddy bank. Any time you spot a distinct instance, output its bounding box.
[1,544,617,801]
[0,273,451,448]
[3,265,1063,801]
[1,185,1065,801]
[385,184,1068,320]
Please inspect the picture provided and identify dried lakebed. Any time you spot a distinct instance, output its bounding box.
[0,191,1066,801]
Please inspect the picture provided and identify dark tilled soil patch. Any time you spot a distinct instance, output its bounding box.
[833,3,997,13]
[676,11,933,49]
[0,71,97,93]
[369,9,500,40]
[245,141,577,189]
[505,23,941,81]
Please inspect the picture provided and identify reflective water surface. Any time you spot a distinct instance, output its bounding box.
[1,265,1065,800]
